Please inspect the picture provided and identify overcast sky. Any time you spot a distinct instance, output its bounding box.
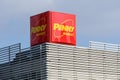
[0,0,120,48]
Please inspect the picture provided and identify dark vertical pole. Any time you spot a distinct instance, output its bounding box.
[19,43,21,53]
[8,46,10,63]
[8,46,11,79]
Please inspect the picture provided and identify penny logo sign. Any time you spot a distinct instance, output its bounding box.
[30,11,76,46]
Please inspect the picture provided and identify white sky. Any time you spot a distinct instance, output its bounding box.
[0,0,120,48]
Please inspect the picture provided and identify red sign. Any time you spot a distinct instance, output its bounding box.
[30,11,50,46]
[30,11,76,46]
[51,12,76,45]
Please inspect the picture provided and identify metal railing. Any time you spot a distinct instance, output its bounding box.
[0,43,21,64]
[89,41,120,52]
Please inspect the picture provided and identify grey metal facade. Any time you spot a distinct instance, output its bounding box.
[0,42,120,80]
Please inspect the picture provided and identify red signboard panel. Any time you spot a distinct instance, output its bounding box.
[30,11,50,46]
[51,12,76,45]
[30,11,76,46]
